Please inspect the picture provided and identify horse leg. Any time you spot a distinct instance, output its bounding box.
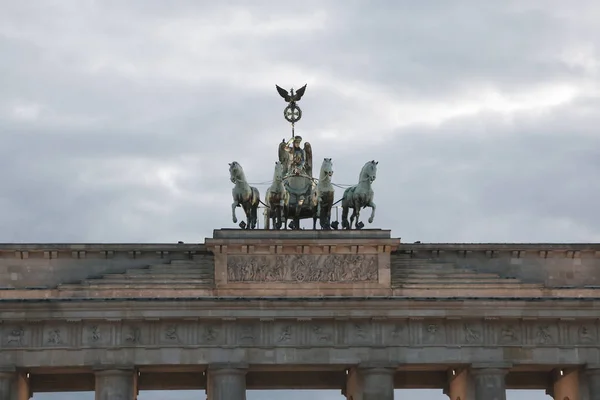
[243,203,252,230]
[353,200,362,229]
[275,203,282,230]
[251,203,258,229]
[313,197,320,230]
[231,201,239,224]
[368,200,376,224]
[264,208,270,230]
[341,204,350,230]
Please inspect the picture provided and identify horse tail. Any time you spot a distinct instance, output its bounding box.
[251,186,260,207]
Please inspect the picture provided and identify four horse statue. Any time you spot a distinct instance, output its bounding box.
[341,160,378,230]
[229,161,260,230]
[264,161,289,230]
[229,144,378,231]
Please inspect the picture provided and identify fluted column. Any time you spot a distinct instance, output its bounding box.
[94,367,136,400]
[362,367,395,400]
[344,365,395,400]
[587,366,600,400]
[470,365,508,400]
[0,371,14,400]
[0,370,30,400]
[206,364,247,400]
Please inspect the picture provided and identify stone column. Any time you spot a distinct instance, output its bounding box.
[548,368,580,400]
[344,365,395,400]
[94,367,136,400]
[586,366,600,400]
[0,370,30,400]
[470,365,508,400]
[206,364,247,400]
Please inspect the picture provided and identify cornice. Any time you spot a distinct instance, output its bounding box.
[0,297,598,321]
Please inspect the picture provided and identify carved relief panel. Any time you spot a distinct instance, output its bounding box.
[82,323,111,347]
[571,322,597,345]
[308,322,335,346]
[3,325,28,348]
[382,319,409,346]
[528,322,559,346]
[44,326,67,347]
[121,324,144,346]
[419,320,447,346]
[236,322,258,346]
[227,254,378,283]
[494,322,522,346]
[273,323,298,346]
[345,320,375,346]
[198,321,223,346]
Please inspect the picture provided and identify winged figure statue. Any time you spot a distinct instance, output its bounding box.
[278,135,312,178]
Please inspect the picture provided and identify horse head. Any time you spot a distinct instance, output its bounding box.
[359,160,378,183]
[229,161,244,184]
[272,161,284,182]
[320,158,334,181]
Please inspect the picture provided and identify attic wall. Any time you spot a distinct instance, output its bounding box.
[0,244,207,289]
[392,246,600,288]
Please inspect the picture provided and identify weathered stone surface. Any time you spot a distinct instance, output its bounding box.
[94,368,135,400]
[0,233,599,397]
[471,367,508,400]
[227,254,378,282]
[207,365,247,400]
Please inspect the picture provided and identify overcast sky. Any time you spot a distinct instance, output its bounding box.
[3,0,598,399]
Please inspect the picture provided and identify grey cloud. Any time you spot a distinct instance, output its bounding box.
[2,1,598,398]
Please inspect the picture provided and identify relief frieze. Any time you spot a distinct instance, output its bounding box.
[499,324,520,345]
[4,326,26,347]
[45,328,64,346]
[0,318,597,350]
[227,254,378,283]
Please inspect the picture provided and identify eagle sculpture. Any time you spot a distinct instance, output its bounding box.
[276,84,307,103]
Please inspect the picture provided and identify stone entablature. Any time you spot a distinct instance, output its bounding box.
[0,299,599,369]
[0,231,599,300]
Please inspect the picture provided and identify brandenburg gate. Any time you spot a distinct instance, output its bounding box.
[0,229,599,400]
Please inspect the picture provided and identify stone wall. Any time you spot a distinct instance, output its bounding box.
[0,233,599,299]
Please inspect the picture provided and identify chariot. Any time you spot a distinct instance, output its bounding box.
[229,84,377,230]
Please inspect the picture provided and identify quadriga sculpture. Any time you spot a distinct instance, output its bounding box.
[264,161,289,230]
[229,161,260,230]
[313,158,335,230]
[341,160,377,230]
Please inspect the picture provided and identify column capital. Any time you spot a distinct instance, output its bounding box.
[93,365,135,374]
[357,362,398,371]
[470,362,512,374]
[208,363,248,377]
[585,364,600,375]
[0,366,17,374]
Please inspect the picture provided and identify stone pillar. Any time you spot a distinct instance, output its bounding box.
[470,365,508,400]
[445,368,473,400]
[0,370,30,400]
[344,365,395,400]
[206,364,247,400]
[94,367,136,400]
[586,366,600,400]
[548,368,580,400]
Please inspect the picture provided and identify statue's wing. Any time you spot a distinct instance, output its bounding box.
[304,141,313,177]
[276,85,291,102]
[294,84,307,101]
[278,140,288,164]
